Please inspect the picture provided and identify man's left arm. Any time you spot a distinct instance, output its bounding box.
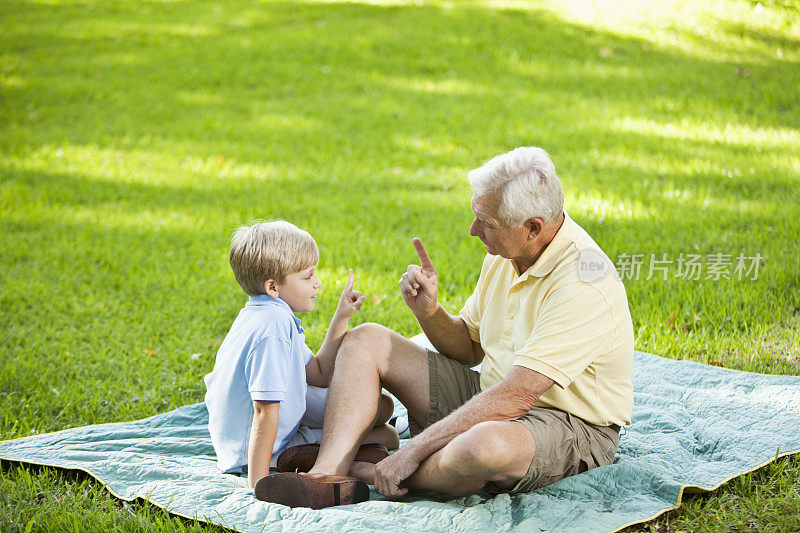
[374,365,554,498]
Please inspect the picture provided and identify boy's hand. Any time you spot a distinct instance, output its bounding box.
[335,269,365,320]
[311,269,366,386]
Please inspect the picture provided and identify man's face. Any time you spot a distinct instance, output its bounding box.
[468,193,530,259]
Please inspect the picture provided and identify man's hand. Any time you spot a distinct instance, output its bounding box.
[334,269,365,320]
[373,446,421,500]
[399,238,439,317]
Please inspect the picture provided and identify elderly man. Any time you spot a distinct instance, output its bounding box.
[256,147,633,508]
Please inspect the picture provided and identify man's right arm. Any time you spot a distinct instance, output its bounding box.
[399,238,484,366]
[416,304,484,366]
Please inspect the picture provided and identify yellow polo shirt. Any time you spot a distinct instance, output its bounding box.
[459,212,634,426]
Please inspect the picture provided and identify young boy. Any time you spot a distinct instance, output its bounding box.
[204,220,398,491]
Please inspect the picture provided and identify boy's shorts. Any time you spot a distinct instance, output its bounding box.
[267,386,328,468]
[408,350,621,494]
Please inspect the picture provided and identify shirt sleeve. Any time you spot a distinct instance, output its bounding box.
[245,336,291,402]
[459,255,492,343]
[513,283,617,388]
[302,343,314,366]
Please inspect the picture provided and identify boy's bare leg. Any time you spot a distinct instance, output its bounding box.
[308,323,430,477]
[347,423,400,481]
[347,395,400,481]
[374,392,396,429]
[362,424,400,450]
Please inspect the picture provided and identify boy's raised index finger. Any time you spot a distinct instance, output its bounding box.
[413,238,433,268]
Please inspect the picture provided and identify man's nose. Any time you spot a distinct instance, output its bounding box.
[469,219,479,237]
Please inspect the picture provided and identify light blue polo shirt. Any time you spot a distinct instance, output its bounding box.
[203,294,313,473]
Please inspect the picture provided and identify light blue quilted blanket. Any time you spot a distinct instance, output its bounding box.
[1,350,799,532]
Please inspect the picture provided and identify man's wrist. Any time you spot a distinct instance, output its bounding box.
[401,437,428,464]
[414,303,441,321]
[404,429,447,464]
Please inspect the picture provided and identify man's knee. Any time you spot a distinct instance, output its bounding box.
[341,323,402,375]
[345,322,400,346]
[440,421,534,478]
[343,322,387,345]
[340,323,391,361]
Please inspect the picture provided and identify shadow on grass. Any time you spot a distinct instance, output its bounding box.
[2,0,799,423]
[3,0,798,270]
[2,0,798,162]
[3,0,798,253]
[2,162,798,341]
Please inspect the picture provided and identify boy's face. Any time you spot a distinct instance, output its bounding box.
[274,264,322,313]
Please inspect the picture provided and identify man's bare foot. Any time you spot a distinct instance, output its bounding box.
[348,460,376,484]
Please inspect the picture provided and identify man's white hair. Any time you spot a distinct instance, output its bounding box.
[467,147,564,226]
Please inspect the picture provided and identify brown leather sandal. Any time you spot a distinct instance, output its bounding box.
[276,443,389,473]
[254,472,370,509]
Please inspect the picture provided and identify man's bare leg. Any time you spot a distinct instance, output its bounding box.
[352,420,535,495]
[405,420,535,495]
[309,323,431,476]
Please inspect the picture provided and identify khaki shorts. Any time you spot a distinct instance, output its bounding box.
[409,350,621,494]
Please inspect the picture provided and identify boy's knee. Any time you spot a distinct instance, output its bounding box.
[375,392,394,426]
[366,423,400,451]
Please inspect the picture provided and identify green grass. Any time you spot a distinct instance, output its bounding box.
[1,0,799,530]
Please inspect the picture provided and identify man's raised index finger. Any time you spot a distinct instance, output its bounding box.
[345,268,354,291]
[413,238,434,268]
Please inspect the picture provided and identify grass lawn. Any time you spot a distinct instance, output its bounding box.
[1,0,799,530]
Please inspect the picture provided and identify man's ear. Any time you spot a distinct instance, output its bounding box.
[264,279,280,298]
[525,218,543,240]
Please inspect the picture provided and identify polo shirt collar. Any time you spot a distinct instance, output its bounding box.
[246,294,304,334]
[521,211,577,279]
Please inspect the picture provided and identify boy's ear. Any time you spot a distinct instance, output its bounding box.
[264,279,280,298]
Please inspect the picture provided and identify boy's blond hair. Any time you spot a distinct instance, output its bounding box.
[229,220,319,295]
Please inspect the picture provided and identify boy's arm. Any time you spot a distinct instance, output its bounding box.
[305,313,349,387]
[247,400,279,489]
[306,269,365,388]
